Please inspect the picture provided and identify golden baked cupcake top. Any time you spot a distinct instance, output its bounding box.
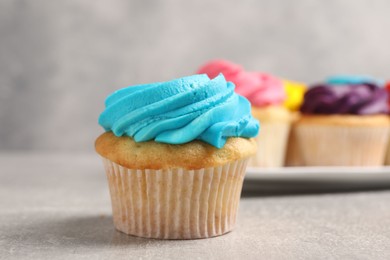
[96,132,257,170]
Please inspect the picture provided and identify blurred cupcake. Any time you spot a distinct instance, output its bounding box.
[198,60,290,168]
[282,80,307,166]
[95,74,259,239]
[384,81,390,165]
[283,80,307,112]
[326,75,385,86]
[295,77,390,166]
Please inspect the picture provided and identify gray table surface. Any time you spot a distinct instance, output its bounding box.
[1,153,390,260]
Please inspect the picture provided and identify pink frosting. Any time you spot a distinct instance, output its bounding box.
[197,60,285,107]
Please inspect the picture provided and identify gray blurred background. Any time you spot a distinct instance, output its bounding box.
[1,0,389,152]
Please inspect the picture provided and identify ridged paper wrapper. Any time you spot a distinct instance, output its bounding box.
[248,122,290,167]
[285,123,304,166]
[384,137,390,166]
[102,158,249,239]
[294,124,390,166]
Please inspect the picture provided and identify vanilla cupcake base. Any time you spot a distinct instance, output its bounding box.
[385,144,390,166]
[285,114,304,166]
[248,122,290,167]
[250,106,291,168]
[294,115,390,166]
[102,158,249,239]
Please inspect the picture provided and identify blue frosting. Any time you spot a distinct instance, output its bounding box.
[99,74,260,148]
[326,75,384,86]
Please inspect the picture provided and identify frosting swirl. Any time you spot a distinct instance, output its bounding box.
[197,60,285,107]
[326,75,384,86]
[300,83,389,115]
[386,81,390,106]
[283,80,307,111]
[99,74,259,148]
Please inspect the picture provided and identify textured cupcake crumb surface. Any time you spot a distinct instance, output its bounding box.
[95,132,257,170]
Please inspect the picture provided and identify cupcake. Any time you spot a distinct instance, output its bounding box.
[197,60,290,168]
[326,75,384,86]
[282,80,307,112]
[384,81,390,165]
[95,74,259,239]
[282,80,307,166]
[295,78,390,166]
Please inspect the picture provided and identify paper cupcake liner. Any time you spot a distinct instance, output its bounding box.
[294,124,390,166]
[102,158,249,239]
[385,138,390,165]
[285,123,304,166]
[248,122,291,167]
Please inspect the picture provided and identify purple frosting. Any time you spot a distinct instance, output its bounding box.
[300,83,389,115]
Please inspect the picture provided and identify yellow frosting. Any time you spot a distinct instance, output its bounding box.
[283,80,307,111]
